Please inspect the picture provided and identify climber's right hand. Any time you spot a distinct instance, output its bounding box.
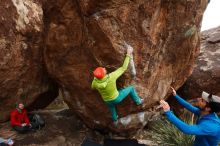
[126,45,133,57]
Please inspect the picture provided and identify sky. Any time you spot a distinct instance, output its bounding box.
[201,0,220,31]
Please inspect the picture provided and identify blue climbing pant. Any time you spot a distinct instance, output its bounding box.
[105,86,142,121]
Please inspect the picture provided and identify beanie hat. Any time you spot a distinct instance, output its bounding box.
[202,91,220,103]
[93,67,106,79]
[202,91,220,113]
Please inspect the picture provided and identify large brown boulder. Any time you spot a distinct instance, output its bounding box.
[43,0,208,133]
[0,0,209,134]
[178,26,220,99]
[0,0,58,122]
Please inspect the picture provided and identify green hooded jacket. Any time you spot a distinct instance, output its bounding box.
[91,55,130,101]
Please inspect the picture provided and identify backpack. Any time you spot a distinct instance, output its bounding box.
[30,114,45,130]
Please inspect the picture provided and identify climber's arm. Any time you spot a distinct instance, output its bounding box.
[91,79,95,89]
[109,55,130,79]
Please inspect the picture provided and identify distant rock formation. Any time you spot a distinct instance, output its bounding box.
[0,0,209,133]
[178,26,220,99]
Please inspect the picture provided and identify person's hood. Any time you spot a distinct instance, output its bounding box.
[94,75,109,89]
[16,108,23,113]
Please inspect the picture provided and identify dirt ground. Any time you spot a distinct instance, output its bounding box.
[0,109,105,146]
[0,108,156,146]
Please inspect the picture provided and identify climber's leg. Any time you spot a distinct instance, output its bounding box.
[105,86,142,121]
[106,103,118,121]
[118,86,142,105]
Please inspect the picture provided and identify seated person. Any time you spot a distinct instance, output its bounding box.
[10,102,32,134]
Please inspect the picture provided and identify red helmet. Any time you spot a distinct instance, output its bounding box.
[93,67,106,79]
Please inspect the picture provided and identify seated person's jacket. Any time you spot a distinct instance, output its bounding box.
[10,108,30,127]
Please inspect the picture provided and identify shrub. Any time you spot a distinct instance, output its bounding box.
[150,111,195,146]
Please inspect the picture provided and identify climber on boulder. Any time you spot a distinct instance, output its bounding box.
[91,46,143,121]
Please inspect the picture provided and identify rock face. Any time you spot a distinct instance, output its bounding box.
[0,0,209,133]
[178,26,220,99]
[0,0,58,122]
[43,0,208,133]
